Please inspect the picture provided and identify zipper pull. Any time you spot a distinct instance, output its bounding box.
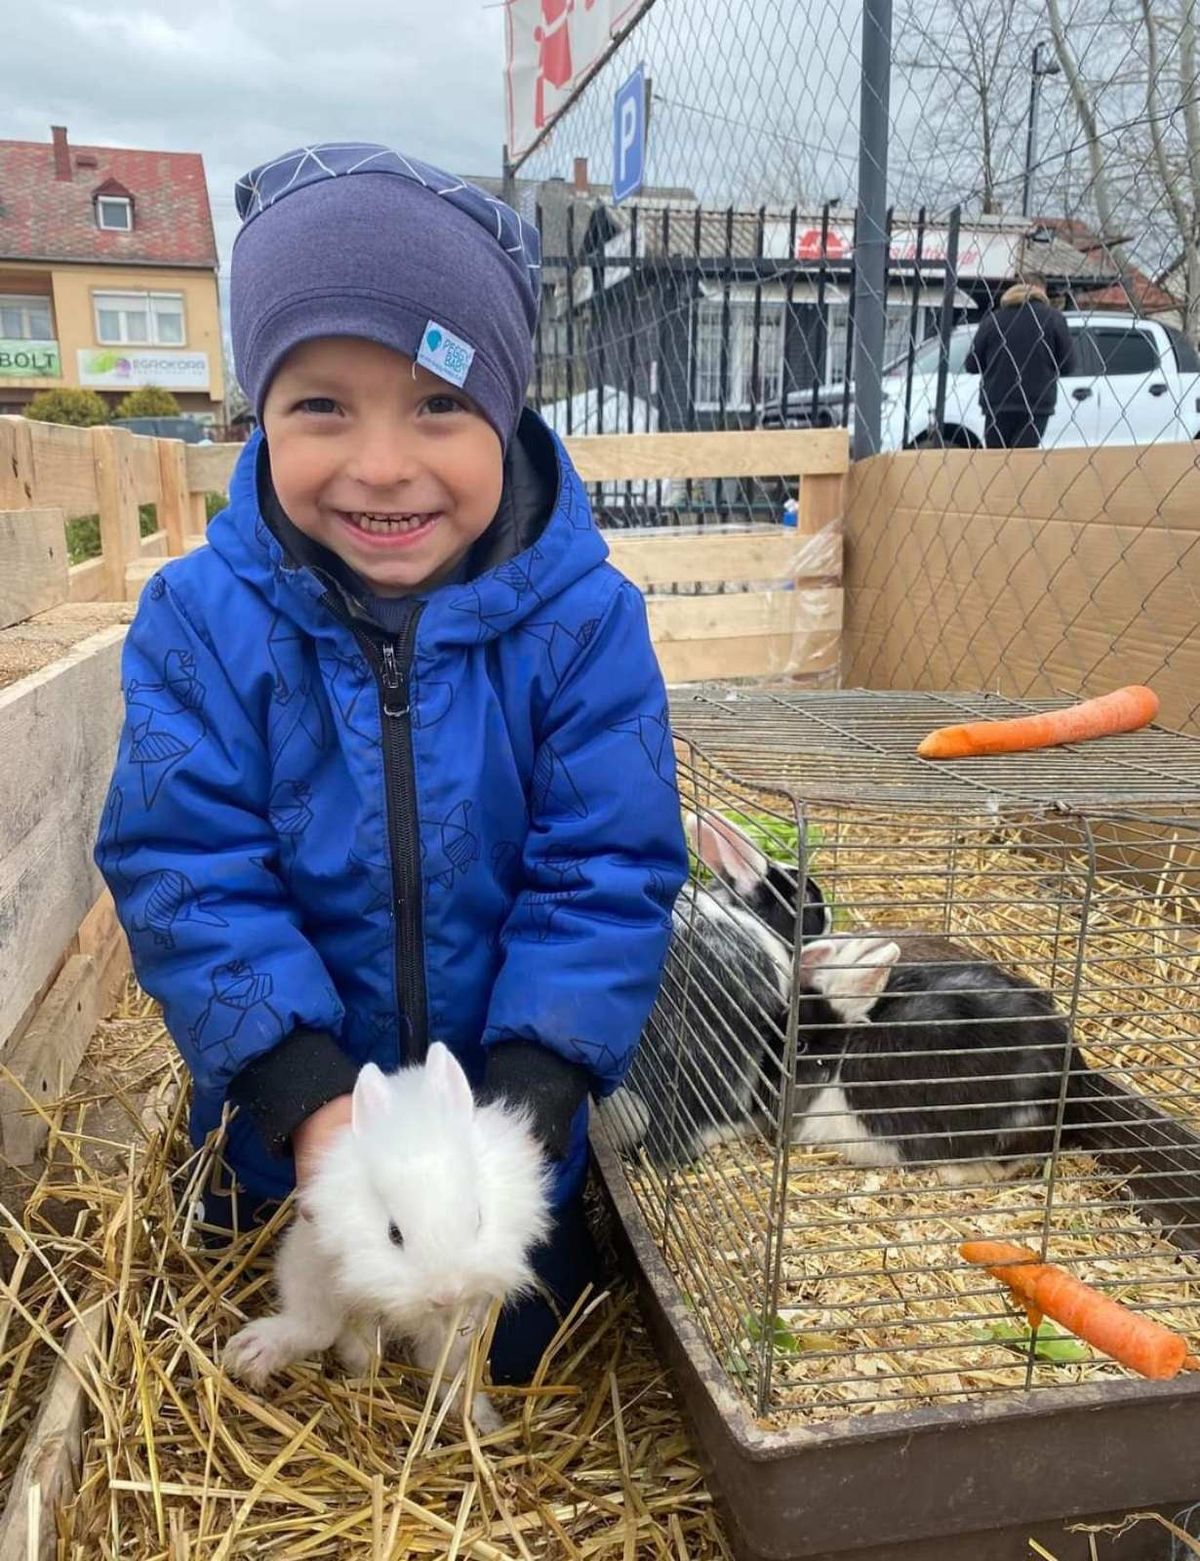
[380,642,408,718]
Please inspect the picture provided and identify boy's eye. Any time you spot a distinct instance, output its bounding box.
[425,394,466,415]
[294,396,338,415]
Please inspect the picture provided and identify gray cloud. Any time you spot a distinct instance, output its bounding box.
[6,0,507,278]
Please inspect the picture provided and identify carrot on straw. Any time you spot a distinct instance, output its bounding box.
[918,685,1159,760]
[960,1239,1197,1380]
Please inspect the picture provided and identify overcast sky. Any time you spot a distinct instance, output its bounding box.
[5,0,510,286]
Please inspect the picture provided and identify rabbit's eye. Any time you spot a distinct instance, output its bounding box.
[388,1222,404,1248]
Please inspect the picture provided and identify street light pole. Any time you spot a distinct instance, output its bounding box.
[1021,43,1061,219]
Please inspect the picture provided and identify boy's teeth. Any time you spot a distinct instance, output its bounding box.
[353,513,429,534]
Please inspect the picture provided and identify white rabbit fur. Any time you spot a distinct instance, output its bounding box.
[222,1044,552,1432]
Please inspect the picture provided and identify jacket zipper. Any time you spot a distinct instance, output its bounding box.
[354,605,428,1066]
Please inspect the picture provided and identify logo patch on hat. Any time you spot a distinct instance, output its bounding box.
[418,320,475,388]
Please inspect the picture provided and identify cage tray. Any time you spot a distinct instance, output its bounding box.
[593,1129,1200,1561]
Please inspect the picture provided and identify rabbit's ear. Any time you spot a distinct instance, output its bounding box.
[684,810,768,897]
[352,1062,392,1137]
[798,937,900,1023]
[426,1043,475,1120]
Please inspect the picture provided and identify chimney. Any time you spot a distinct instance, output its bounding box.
[573,156,588,194]
[51,125,72,181]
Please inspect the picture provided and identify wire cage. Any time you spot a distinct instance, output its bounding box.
[594,689,1200,1427]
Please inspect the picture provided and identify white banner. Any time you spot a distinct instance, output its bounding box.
[78,347,210,392]
[505,0,655,163]
[762,217,1024,280]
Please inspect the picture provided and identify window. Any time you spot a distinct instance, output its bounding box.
[1081,326,1158,376]
[0,294,53,340]
[96,196,133,231]
[893,325,974,379]
[1164,324,1200,374]
[830,302,939,383]
[93,291,185,346]
[692,300,784,410]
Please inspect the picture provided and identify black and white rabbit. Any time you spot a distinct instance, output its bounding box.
[790,931,1085,1183]
[603,810,1096,1183]
[596,811,829,1165]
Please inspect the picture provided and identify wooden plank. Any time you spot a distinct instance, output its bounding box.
[0,954,100,1163]
[138,531,170,559]
[797,470,845,536]
[0,418,34,507]
[657,628,841,683]
[564,429,849,483]
[183,534,207,553]
[644,585,841,642]
[77,889,132,1016]
[156,438,189,555]
[0,624,127,1051]
[0,510,70,629]
[128,434,161,506]
[67,556,107,604]
[124,558,160,596]
[91,425,143,602]
[26,420,99,520]
[185,442,239,495]
[0,1302,105,1561]
[608,527,839,588]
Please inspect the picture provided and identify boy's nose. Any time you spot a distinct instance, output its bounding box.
[345,433,421,492]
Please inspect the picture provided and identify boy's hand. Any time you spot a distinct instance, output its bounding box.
[292,1094,353,1213]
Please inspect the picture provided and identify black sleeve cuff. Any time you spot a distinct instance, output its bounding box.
[478,1042,591,1160]
[227,1028,360,1156]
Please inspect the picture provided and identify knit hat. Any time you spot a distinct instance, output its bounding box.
[230,143,541,445]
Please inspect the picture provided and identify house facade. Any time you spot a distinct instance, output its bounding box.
[0,126,223,421]
[532,200,1118,434]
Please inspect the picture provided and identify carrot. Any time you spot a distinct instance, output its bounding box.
[961,1239,1196,1380]
[917,686,1159,760]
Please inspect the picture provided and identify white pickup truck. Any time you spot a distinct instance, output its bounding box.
[766,312,1200,449]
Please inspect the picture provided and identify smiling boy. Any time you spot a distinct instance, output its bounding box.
[95,144,687,1385]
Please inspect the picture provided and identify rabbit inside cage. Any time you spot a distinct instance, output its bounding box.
[595,719,1200,1423]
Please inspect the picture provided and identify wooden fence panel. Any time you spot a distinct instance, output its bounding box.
[0,510,70,629]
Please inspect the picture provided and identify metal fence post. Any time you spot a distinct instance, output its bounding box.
[852,0,893,462]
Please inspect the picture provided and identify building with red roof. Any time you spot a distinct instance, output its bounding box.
[0,126,223,418]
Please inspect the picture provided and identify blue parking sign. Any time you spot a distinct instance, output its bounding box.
[613,65,646,205]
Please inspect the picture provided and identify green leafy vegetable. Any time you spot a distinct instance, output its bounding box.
[983,1320,1090,1363]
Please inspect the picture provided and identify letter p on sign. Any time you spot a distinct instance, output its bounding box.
[612,64,646,205]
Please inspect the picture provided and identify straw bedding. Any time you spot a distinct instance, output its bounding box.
[1,987,730,1559]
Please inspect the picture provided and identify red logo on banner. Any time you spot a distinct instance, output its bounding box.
[795,227,849,261]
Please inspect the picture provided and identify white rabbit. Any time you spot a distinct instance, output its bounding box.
[222,1043,552,1432]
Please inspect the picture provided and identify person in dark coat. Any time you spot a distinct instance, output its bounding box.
[965,277,1074,448]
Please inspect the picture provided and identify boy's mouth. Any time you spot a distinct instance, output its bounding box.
[336,510,440,546]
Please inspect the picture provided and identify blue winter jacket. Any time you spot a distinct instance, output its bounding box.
[95,412,687,1208]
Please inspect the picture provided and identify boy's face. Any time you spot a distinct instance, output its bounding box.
[261,337,504,596]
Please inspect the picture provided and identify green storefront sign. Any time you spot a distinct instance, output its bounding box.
[0,340,61,378]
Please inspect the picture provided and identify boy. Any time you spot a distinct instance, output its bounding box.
[95,143,688,1384]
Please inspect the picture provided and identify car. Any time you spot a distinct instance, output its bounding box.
[110,415,212,444]
[764,312,1200,449]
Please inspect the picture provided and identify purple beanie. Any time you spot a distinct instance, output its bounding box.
[230,144,541,445]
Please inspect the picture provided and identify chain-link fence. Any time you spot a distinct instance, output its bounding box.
[499,0,1200,731]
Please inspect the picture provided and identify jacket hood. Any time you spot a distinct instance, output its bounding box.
[1000,283,1051,308]
[205,409,609,649]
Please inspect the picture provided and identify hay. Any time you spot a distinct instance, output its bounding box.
[1,990,730,1559]
[635,1140,1200,1425]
